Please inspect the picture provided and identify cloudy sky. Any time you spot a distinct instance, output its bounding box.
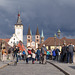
[0,0,75,39]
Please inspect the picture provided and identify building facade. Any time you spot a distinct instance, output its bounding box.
[15,12,23,42]
[27,26,43,49]
[8,12,23,47]
[39,37,75,51]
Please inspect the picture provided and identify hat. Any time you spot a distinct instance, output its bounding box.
[43,44,45,47]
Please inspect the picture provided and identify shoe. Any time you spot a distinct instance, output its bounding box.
[39,62,41,64]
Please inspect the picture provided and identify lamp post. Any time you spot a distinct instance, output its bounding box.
[57,29,61,49]
[54,33,57,49]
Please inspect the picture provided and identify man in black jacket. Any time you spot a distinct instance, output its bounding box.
[61,43,67,62]
[13,46,19,62]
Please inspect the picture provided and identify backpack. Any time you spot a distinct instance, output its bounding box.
[8,49,11,54]
[55,50,58,54]
[23,51,26,55]
[28,50,31,54]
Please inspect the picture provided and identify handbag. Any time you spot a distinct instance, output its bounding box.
[44,51,46,55]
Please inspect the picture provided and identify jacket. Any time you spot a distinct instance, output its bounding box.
[41,46,47,54]
[68,45,74,52]
[37,49,40,55]
[55,49,60,56]
[61,46,67,55]
[52,50,56,56]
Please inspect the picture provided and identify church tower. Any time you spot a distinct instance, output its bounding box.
[15,12,23,42]
[27,26,32,47]
[41,30,44,43]
[35,26,40,48]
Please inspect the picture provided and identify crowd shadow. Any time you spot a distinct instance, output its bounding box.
[69,66,75,69]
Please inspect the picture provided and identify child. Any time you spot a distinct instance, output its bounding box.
[32,51,36,64]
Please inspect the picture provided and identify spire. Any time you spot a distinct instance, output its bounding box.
[30,30,32,35]
[36,25,40,35]
[16,11,22,24]
[27,26,31,35]
[41,30,44,37]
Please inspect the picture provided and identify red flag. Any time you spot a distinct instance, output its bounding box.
[22,44,26,51]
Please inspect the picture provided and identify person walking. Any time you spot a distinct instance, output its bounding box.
[37,48,41,61]
[46,50,50,60]
[32,50,36,64]
[24,48,29,64]
[26,54,29,64]
[13,46,19,65]
[2,47,8,62]
[41,44,47,64]
[8,47,14,62]
[22,50,26,61]
[55,47,60,61]
[52,49,56,60]
[67,43,74,64]
[28,49,32,60]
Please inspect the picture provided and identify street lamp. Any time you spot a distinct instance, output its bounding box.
[54,33,57,49]
[57,29,61,48]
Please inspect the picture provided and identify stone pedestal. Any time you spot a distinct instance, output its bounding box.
[73,52,75,63]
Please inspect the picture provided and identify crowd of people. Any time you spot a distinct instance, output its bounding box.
[1,42,74,65]
[52,43,74,64]
[1,44,48,65]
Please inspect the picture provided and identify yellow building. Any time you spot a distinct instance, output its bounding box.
[39,37,75,51]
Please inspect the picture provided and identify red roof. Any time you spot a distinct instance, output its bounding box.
[0,38,10,50]
[39,37,75,48]
[0,39,10,42]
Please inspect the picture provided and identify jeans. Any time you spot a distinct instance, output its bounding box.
[26,58,29,63]
[14,53,18,62]
[46,55,50,59]
[62,53,67,62]
[67,52,73,63]
[56,55,59,61]
[32,58,35,63]
[53,56,56,60]
[37,55,40,61]
[42,54,46,64]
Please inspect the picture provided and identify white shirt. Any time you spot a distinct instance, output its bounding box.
[32,53,36,58]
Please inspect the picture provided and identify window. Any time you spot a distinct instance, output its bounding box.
[37,40,38,42]
[37,36,38,38]
[13,38,15,40]
[28,36,30,38]
[28,40,30,42]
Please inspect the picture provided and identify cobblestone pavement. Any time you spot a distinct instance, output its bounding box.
[47,60,75,75]
[0,61,64,75]
[0,60,12,68]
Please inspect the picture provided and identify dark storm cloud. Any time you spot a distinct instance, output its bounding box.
[0,0,75,38]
